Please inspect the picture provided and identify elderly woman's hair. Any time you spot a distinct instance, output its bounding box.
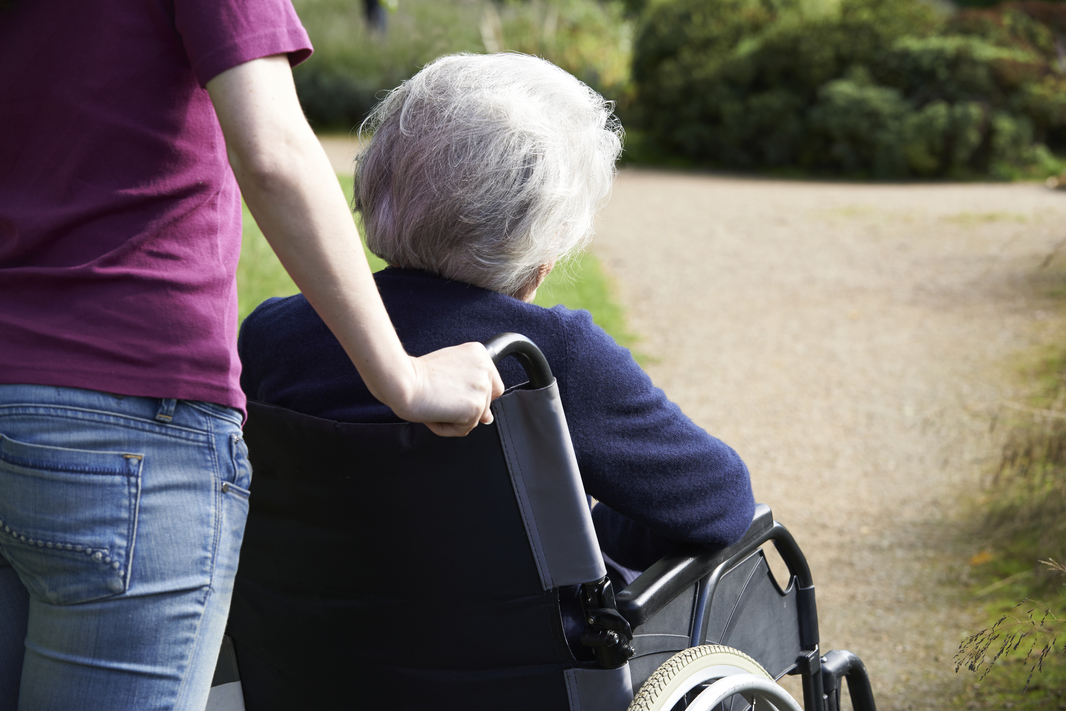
[354,52,623,298]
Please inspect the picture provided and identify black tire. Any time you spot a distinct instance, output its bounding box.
[628,644,803,711]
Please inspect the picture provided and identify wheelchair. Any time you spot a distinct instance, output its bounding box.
[209,333,877,711]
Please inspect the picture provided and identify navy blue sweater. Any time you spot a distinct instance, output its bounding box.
[238,268,754,570]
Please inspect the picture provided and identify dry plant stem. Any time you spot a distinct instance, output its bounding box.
[955,597,1065,691]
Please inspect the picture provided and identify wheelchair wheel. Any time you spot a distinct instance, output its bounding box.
[628,644,803,711]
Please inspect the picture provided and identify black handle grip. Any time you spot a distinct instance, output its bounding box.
[483,333,554,389]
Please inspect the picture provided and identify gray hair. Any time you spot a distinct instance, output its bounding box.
[354,52,623,298]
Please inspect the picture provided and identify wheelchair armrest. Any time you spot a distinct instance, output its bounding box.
[616,503,810,628]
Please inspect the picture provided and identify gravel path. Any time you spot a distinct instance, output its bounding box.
[592,170,1066,710]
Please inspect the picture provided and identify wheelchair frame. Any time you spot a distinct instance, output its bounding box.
[614,504,877,711]
[485,333,878,711]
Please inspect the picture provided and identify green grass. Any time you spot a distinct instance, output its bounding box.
[949,338,1066,708]
[951,556,1066,709]
[533,252,639,352]
[236,172,638,351]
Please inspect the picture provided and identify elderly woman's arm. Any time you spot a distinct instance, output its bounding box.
[554,309,756,571]
[206,55,503,435]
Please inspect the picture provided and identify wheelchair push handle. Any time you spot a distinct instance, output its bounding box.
[483,333,555,389]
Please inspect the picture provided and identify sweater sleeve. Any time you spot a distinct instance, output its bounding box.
[554,308,755,571]
[236,297,280,403]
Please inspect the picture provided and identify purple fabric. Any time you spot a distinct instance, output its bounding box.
[0,0,311,411]
[239,268,756,570]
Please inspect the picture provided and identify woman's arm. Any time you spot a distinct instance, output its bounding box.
[206,55,503,435]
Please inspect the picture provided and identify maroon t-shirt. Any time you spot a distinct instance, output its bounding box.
[0,0,311,411]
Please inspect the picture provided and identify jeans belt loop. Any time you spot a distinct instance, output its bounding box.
[155,399,177,423]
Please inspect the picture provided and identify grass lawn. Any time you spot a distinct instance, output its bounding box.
[236,173,638,352]
[948,343,1066,708]
[950,555,1066,709]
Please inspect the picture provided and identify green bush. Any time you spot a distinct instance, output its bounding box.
[951,2,1066,148]
[808,71,910,176]
[630,0,1066,178]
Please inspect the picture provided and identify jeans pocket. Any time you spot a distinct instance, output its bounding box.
[0,434,142,605]
[222,433,251,500]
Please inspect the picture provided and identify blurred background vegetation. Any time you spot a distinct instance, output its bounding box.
[631,0,1066,178]
[293,0,1066,179]
[292,0,634,135]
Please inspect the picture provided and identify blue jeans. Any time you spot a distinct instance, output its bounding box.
[0,385,251,711]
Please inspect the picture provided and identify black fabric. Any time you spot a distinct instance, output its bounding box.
[233,638,576,711]
[228,401,576,709]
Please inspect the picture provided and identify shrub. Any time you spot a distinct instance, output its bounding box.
[952,2,1066,148]
[630,0,797,148]
[807,72,910,177]
[630,0,1066,178]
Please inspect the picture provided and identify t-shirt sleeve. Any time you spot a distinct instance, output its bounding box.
[174,0,313,87]
[553,308,755,571]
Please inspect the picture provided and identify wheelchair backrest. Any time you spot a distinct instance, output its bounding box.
[227,335,632,711]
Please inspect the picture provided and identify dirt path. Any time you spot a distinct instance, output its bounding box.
[592,170,1066,710]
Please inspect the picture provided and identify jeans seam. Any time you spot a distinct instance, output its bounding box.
[125,455,143,597]
[172,584,214,709]
[184,401,242,428]
[222,434,251,498]
[0,405,210,441]
[207,416,223,592]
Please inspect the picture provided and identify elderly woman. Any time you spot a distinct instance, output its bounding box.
[236,52,754,707]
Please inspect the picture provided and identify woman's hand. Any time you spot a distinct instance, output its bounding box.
[392,343,505,437]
